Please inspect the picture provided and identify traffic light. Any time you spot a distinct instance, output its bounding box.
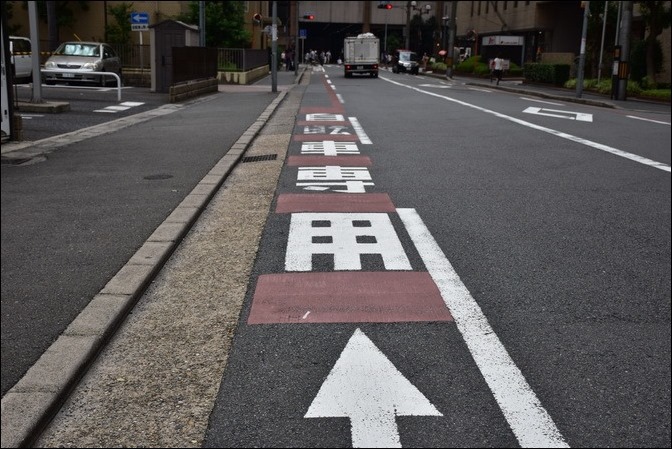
[303,14,314,20]
[253,13,262,23]
[378,2,393,9]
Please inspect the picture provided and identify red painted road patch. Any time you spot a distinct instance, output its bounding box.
[247,272,453,324]
[275,193,396,213]
[293,134,359,142]
[287,155,372,166]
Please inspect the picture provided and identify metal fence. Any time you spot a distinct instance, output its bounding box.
[30,42,268,72]
[216,48,268,71]
[111,44,268,72]
[112,44,151,70]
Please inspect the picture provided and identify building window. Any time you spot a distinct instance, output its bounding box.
[486,1,489,13]
[504,1,507,10]
[471,1,475,17]
[478,1,481,15]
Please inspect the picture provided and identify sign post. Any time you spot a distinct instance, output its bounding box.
[130,12,149,72]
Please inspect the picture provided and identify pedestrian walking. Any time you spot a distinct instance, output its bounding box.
[493,54,504,85]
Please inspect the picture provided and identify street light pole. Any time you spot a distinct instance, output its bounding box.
[446,1,457,79]
[384,10,388,56]
[597,0,608,83]
[405,1,411,49]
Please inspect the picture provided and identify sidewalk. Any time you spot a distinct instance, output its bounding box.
[1,68,302,157]
[422,70,671,113]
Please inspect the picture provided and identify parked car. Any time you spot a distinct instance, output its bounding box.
[392,49,419,75]
[43,41,121,86]
[9,36,32,83]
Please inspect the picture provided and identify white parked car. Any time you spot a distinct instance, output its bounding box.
[9,36,33,83]
[43,41,121,86]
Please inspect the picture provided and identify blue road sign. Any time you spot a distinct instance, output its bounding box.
[130,12,149,24]
[300,29,307,38]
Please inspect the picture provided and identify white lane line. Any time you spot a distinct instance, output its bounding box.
[382,76,671,173]
[397,208,569,448]
[336,93,345,104]
[626,115,671,125]
[348,117,372,144]
[468,87,493,92]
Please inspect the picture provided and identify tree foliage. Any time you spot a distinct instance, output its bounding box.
[636,1,671,85]
[28,1,90,31]
[177,1,251,48]
[105,2,133,44]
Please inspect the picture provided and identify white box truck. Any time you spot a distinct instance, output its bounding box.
[343,33,379,78]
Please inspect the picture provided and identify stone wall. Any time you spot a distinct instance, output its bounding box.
[169,78,219,103]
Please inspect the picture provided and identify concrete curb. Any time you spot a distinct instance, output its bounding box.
[464,81,617,108]
[0,68,306,449]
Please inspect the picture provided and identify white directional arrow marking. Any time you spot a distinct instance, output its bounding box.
[523,106,593,122]
[305,328,442,448]
[418,83,451,89]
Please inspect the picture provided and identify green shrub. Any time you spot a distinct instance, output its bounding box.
[432,62,447,72]
[562,78,664,99]
[474,62,491,76]
[639,89,672,101]
[218,61,237,71]
[524,63,570,85]
[507,61,523,77]
[455,55,481,73]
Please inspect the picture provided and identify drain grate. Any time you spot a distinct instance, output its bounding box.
[144,173,174,180]
[242,154,277,163]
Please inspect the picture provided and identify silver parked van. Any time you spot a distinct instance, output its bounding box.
[9,36,33,83]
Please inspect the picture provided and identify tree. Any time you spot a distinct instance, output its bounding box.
[636,1,671,86]
[586,1,620,79]
[2,2,22,34]
[105,2,133,44]
[177,1,251,48]
[27,1,90,41]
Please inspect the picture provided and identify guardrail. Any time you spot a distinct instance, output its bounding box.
[40,70,122,101]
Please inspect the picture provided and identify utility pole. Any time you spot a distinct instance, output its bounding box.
[616,1,632,101]
[28,1,43,103]
[575,1,590,98]
[199,1,205,47]
[271,1,278,93]
[294,1,299,76]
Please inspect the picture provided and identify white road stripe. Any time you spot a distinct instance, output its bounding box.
[348,117,372,144]
[397,208,569,448]
[626,115,671,125]
[382,76,671,173]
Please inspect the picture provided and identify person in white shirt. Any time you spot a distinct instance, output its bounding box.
[493,54,504,85]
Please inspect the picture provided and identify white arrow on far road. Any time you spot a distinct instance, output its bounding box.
[523,106,593,122]
[305,328,442,448]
